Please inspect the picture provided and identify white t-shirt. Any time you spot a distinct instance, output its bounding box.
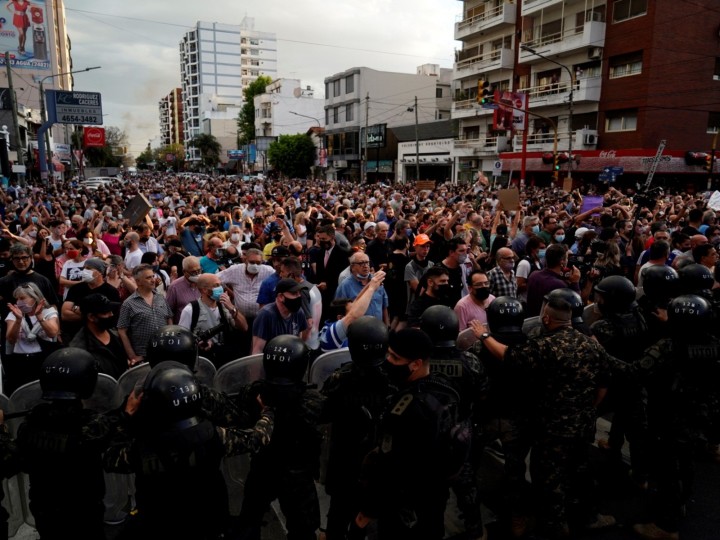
[5,307,59,354]
[161,216,178,237]
[61,259,87,300]
[124,247,143,270]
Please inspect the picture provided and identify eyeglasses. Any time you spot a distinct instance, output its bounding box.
[352,261,371,266]
[187,269,202,275]
[12,256,30,262]
[500,256,514,261]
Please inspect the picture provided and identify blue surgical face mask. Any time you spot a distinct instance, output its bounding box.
[538,249,546,259]
[555,235,565,243]
[210,286,224,300]
[532,225,540,234]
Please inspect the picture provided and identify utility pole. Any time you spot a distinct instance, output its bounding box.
[5,52,23,185]
[414,95,420,182]
[364,93,369,183]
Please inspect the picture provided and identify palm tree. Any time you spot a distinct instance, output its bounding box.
[190,133,222,169]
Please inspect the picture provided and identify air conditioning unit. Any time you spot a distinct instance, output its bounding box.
[588,47,603,60]
[584,132,598,145]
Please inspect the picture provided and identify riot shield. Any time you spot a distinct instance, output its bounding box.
[196,356,217,386]
[83,373,119,413]
[456,328,478,351]
[115,363,151,405]
[583,303,601,326]
[213,354,264,394]
[522,315,542,336]
[0,394,22,537]
[309,348,351,390]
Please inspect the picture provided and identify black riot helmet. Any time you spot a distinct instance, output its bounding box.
[146,325,198,371]
[668,294,712,335]
[40,348,98,401]
[678,263,714,295]
[347,316,389,368]
[420,305,460,348]
[263,335,310,384]
[544,289,584,324]
[142,361,203,430]
[487,296,525,334]
[642,265,679,302]
[593,276,636,314]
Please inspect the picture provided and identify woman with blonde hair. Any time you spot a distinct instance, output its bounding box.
[4,282,60,394]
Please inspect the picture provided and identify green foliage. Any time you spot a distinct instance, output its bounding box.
[135,147,154,169]
[267,134,316,179]
[237,75,272,145]
[189,133,222,168]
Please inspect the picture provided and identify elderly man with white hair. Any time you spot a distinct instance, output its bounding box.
[334,251,389,325]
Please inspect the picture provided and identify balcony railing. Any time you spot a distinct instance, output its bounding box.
[455,2,516,40]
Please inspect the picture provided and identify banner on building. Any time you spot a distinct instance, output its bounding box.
[493,91,527,133]
[53,143,71,161]
[0,1,51,70]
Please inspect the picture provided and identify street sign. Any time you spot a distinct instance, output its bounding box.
[603,166,624,175]
[481,103,499,110]
[492,160,503,176]
[46,90,103,125]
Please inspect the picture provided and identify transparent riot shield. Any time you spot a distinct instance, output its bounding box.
[309,348,351,390]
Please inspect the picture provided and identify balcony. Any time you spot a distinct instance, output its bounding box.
[511,130,574,153]
[451,99,493,120]
[521,0,564,17]
[519,20,605,63]
[454,47,514,81]
[453,135,511,157]
[518,76,601,108]
[455,2,516,41]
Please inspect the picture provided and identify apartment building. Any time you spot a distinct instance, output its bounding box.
[158,88,184,147]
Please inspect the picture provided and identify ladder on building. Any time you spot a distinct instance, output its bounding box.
[643,139,667,190]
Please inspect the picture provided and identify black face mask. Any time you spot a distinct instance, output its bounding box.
[435,283,451,297]
[319,241,332,250]
[474,288,491,301]
[283,296,302,313]
[94,316,115,331]
[193,226,202,234]
[382,360,411,386]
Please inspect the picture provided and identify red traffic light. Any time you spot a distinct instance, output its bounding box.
[685,151,708,166]
[542,152,554,165]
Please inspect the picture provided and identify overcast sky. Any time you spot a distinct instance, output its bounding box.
[64,1,458,155]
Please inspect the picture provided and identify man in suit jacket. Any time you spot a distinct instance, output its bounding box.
[312,224,350,320]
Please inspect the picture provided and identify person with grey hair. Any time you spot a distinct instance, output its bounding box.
[123,231,143,271]
[166,255,202,324]
[0,243,60,314]
[334,251,389,324]
[511,215,540,258]
[117,263,173,366]
[4,282,60,394]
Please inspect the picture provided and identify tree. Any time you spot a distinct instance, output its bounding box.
[267,134,316,179]
[189,133,222,169]
[150,143,186,171]
[237,75,272,145]
[136,147,154,169]
[71,126,128,167]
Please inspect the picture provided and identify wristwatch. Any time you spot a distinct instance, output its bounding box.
[479,332,491,341]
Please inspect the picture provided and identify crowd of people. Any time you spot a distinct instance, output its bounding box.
[0,171,717,540]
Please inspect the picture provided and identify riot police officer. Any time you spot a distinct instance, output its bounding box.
[420,305,486,539]
[233,335,325,540]
[104,361,274,540]
[144,325,243,426]
[320,316,393,540]
[17,348,115,540]
[356,328,467,540]
[678,264,720,336]
[592,276,652,485]
[638,265,679,343]
[630,295,720,539]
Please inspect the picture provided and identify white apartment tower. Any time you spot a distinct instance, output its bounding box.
[179,17,277,160]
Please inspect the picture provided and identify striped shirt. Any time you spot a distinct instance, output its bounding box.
[218,263,275,318]
[117,291,173,356]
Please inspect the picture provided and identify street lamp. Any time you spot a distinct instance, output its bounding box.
[289,110,324,175]
[37,66,101,181]
[520,44,574,181]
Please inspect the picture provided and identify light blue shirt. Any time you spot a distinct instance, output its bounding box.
[334,274,388,320]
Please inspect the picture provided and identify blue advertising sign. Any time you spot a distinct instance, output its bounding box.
[227,149,245,159]
[603,166,624,175]
[46,90,103,125]
[0,0,51,70]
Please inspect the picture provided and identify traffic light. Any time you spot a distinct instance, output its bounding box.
[685,151,707,166]
[478,80,493,104]
[541,152,554,164]
[706,152,714,173]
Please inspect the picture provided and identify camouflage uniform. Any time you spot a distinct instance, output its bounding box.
[320,363,394,540]
[428,346,487,537]
[103,406,274,540]
[232,380,325,540]
[504,326,611,536]
[591,310,653,482]
[359,372,466,540]
[18,402,119,540]
[616,334,720,533]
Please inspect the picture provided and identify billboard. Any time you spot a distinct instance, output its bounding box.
[493,91,527,133]
[0,0,50,70]
[83,126,105,147]
[48,91,103,125]
[361,124,387,149]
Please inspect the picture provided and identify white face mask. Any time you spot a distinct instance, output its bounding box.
[188,275,200,283]
[230,233,241,243]
[81,269,96,282]
[83,238,93,245]
[246,263,260,275]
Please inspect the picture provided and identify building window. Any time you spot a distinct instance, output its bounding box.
[334,107,339,123]
[325,109,329,125]
[605,109,638,132]
[436,88,443,98]
[333,80,341,97]
[708,112,720,133]
[325,82,330,98]
[346,104,353,122]
[613,0,647,23]
[345,75,354,94]
[609,51,643,78]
